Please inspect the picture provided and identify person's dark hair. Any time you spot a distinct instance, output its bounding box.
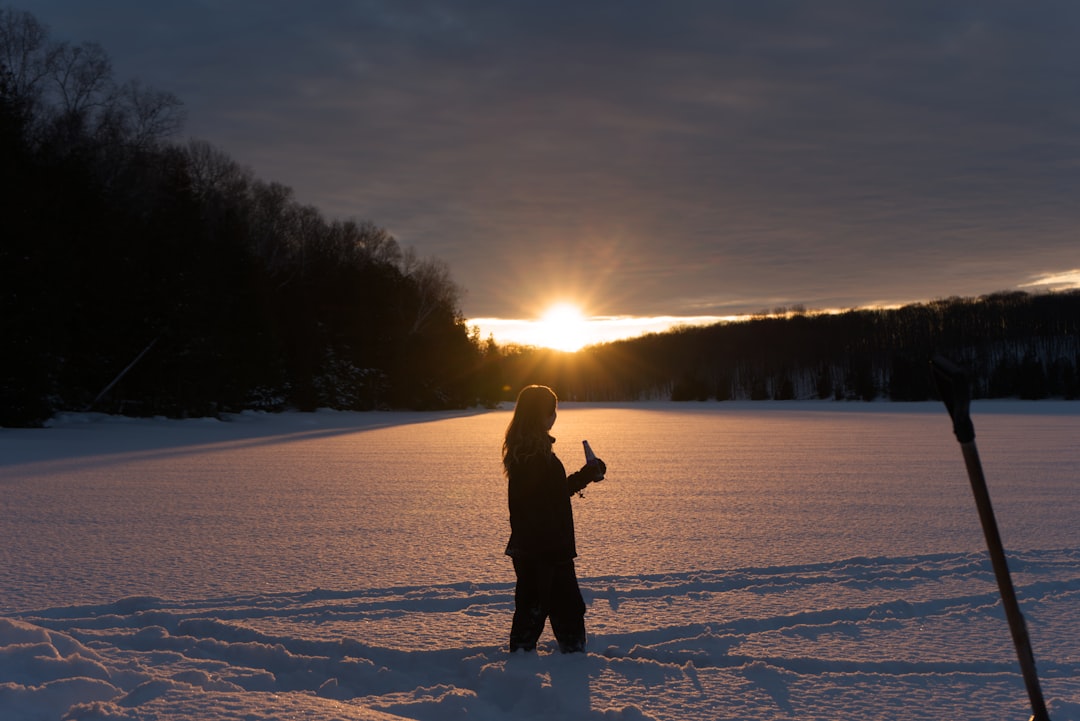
[503,385,557,474]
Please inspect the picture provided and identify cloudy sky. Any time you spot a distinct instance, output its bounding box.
[18,0,1080,338]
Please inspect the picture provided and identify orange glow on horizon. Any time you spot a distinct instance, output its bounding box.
[467,303,937,351]
[468,310,735,351]
[470,287,1080,352]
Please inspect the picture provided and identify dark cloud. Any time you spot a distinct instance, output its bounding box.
[22,0,1080,318]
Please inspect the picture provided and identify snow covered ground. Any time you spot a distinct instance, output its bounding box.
[2,402,1079,720]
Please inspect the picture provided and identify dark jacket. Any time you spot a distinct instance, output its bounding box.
[505,449,595,562]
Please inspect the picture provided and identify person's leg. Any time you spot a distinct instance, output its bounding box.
[509,557,548,652]
[548,560,587,653]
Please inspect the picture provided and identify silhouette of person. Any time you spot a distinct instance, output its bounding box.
[502,384,606,653]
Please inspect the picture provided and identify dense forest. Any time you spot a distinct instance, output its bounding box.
[0,7,487,426]
[492,290,1080,404]
[2,8,1077,428]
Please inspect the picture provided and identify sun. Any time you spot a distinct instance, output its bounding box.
[532,302,592,352]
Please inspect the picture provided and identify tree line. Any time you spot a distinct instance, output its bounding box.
[489,290,1080,404]
[1,7,489,426]
[3,8,1075,428]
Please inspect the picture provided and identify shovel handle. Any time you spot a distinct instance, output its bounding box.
[930,355,975,443]
[930,355,1051,721]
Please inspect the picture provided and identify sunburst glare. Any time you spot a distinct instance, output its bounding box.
[532,302,591,352]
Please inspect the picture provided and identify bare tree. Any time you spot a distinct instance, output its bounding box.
[287,202,325,275]
[349,220,401,267]
[0,7,49,114]
[402,248,462,333]
[116,79,184,149]
[248,180,297,275]
[184,139,252,200]
[1,8,183,148]
[46,40,112,116]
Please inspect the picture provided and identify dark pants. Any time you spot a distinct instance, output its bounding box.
[510,557,587,653]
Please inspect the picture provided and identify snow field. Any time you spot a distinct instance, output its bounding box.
[2,402,1079,719]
